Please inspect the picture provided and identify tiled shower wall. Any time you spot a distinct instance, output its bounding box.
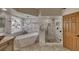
[55,16,63,42]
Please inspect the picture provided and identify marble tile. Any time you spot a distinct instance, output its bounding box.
[15,43,69,51]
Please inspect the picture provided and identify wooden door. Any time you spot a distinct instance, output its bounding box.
[63,12,79,51]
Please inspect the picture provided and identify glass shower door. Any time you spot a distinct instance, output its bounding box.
[45,19,56,43]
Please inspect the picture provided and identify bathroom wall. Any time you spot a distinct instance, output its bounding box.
[23,18,40,33]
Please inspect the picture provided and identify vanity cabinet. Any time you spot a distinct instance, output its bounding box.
[0,36,15,51]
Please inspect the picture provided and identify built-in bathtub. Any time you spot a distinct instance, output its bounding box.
[14,32,39,50]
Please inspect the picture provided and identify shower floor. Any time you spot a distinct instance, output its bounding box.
[15,43,69,51]
[45,39,57,43]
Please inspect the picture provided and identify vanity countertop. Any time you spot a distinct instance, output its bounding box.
[0,36,15,45]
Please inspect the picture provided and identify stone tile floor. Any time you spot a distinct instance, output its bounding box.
[16,43,69,51]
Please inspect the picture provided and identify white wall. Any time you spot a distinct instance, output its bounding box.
[63,8,79,15]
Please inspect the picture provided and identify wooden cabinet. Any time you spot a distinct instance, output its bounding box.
[63,12,79,51]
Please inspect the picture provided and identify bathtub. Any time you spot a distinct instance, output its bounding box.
[14,32,39,50]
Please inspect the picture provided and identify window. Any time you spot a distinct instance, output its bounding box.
[0,17,5,28]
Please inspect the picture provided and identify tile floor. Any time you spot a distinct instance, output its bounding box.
[16,43,69,51]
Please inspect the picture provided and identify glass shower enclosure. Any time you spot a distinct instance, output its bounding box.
[45,19,56,43]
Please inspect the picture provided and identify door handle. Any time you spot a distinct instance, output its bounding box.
[77,35,79,37]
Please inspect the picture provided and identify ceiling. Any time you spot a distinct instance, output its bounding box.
[14,8,39,16]
[39,8,63,16]
[14,8,64,16]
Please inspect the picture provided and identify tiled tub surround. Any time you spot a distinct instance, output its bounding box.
[23,18,40,33]
[11,16,40,35]
[11,16,22,34]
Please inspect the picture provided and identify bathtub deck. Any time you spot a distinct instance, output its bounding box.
[15,43,69,51]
